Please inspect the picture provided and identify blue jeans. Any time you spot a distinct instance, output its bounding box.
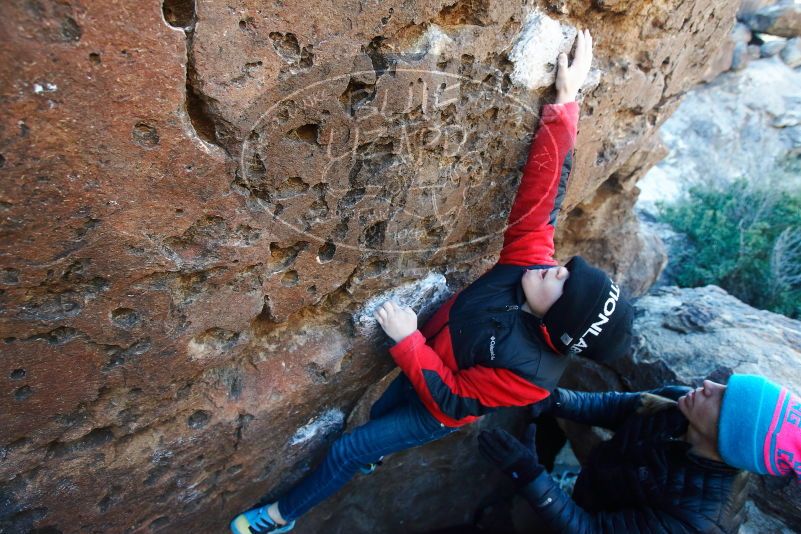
[277,374,458,521]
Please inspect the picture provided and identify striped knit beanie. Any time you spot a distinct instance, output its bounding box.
[718,374,801,479]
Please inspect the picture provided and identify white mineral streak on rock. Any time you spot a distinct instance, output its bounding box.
[187,338,208,361]
[353,272,451,340]
[290,408,345,446]
[509,10,576,90]
[416,24,454,57]
[393,22,454,63]
[33,82,57,94]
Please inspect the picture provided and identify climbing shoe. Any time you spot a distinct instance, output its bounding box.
[359,456,384,475]
[230,503,295,534]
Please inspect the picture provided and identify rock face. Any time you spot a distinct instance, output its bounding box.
[0,1,740,532]
[561,285,801,532]
[738,0,784,18]
[614,285,801,389]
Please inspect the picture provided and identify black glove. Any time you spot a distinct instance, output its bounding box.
[478,425,544,486]
[529,389,562,419]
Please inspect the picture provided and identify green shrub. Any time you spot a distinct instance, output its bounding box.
[658,179,801,319]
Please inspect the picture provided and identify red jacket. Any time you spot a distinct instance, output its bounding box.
[389,102,580,427]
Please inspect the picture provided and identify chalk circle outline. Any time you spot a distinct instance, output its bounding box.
[240,67,551,255]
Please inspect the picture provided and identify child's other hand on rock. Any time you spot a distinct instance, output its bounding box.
[555,28,593,104]
[374,300,418,343]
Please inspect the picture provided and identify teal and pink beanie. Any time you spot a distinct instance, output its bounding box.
[718,374,800,479]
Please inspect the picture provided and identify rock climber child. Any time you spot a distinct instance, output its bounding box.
[231,28,635,534]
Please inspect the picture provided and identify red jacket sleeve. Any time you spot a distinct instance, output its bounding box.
[389,330,550,420]
[498,101,580,266]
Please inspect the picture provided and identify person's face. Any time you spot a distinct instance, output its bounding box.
[521,266,570,317]
[678,380,726,444]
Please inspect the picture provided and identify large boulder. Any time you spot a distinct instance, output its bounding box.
[738,0,785,19]
[0,1,740,532]
[613,285,801,389]
[741,3,801,38]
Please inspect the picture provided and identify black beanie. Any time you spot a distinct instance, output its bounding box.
[542,256,634,362]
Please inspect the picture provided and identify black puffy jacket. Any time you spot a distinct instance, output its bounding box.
[521,386,750,533]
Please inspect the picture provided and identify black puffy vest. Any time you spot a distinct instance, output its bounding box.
[448,264,570,392]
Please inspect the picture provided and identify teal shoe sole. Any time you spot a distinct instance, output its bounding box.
[230,508,296,533]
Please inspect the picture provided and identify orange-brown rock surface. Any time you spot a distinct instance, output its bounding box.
[1,1,739,532]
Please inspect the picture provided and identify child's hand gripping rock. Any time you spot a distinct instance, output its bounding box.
[374,300,418,343]
[555,28,593,104]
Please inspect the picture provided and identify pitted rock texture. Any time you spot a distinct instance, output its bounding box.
[1,1,738,532]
